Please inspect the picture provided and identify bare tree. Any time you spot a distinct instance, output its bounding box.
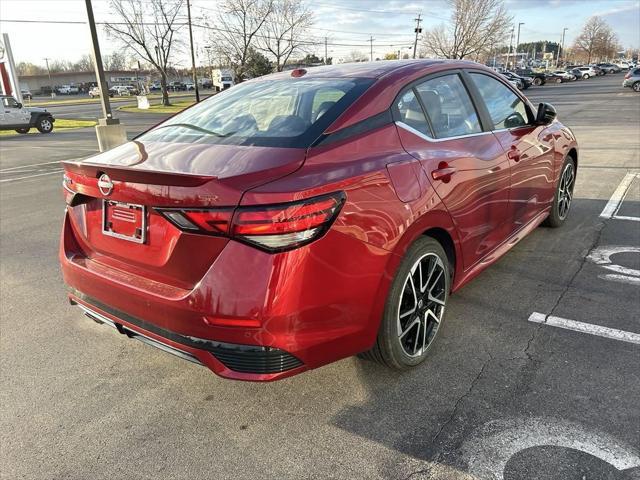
[343,50,367,63]
[103,52,129,71]
[207,0,274,81]
[422,0,512,59]
[573,16,610,64]
[104,0,184,105]
[258,0,313,71]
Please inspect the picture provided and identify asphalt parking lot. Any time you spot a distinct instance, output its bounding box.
[1,74,639,479]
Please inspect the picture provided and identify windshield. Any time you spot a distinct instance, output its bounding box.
[140,77,373,148]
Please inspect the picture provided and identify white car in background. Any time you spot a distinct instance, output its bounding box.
[575,66,598,79]
[551,70,576,81]
[57,85,79,95]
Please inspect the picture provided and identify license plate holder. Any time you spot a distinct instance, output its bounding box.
[102,200,147,244]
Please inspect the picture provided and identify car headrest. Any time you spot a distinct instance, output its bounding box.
[314,101,336,121]
[267,115,310,136]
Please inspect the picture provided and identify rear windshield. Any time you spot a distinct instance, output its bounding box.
[141,77,373,148]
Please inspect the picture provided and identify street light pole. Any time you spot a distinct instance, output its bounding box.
[85,0,126,151]
[508,27,514,68]
[43,57,53,97]
[85,0,115,124]
[560,27,568,66]
[516,22,524,66]
[186,0,200,102]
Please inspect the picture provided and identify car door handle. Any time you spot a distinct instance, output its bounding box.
[507,147,521,162]
[431,166,457,181]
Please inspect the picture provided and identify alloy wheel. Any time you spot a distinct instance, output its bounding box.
[558,162,575,220]
[397,253,446,357]
[633,82,640,92]
[40,119,52,132]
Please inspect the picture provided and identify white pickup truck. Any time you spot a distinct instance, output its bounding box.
[0,95,55,134]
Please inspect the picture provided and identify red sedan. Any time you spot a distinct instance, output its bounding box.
[60,60,578,381]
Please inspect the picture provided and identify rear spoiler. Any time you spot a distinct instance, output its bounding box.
[62,161,215,187]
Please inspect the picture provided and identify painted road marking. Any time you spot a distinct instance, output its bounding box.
[587,245,640,285]
[461,417,640,480]
[599,172,639,220]
[0,157,85,172]
[528,312,640,345]
[0,169,64,183]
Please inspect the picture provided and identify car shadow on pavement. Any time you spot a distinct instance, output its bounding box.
[328,197,640,479]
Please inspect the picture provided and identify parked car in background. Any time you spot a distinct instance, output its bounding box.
[0,95,54,134]
[622,68,640,92]
[57,85,79,95]
[615,60,631,70]
[167,82,186,91]
[89,86,115,98]
[588,65,605,76]
[185,82,195,91]
[544,72,565,84]
[597,63,621,74]
[550,70,575,82]
[515,68,546,86]
[501,71,530,90]
[575,67,598,79]
[20,89,33,100]
[60,60,578,381]
[149,82,161,91]
[569,68,585,80]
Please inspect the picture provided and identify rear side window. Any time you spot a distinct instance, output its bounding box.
[395,90,430,134]
[415,74,482,139]
[470,73,530,130]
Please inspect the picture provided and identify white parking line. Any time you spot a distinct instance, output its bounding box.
[0,160,62,172]
[0,157,86,173]
[599,172,639,220]
[529,312,640,345]
[0,169,64,183]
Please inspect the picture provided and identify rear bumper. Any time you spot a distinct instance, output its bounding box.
[60,209,391,381]
[71,292,304,380]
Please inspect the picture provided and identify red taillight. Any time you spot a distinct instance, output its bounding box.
[156,192,345,252]
[157,208,233,234]
[624,72,631,79]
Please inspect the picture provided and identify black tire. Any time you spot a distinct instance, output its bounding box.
[533,77,542,86]
[544,156,576,228]
[360,236,450,369]
[15,128,30,134]
[36,116,53,134]
[555,77,562,83]
[633,82,640,93]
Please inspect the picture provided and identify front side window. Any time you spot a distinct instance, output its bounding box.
[140,78,372,148]
[2,97,19,108]
[470,72,530,130]
[415,74,482,138]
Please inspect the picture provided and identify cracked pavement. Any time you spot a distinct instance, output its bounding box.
[1,75,639,479]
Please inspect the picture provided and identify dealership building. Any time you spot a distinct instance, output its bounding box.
[19,70,151,94]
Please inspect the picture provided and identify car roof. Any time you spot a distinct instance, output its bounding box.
[253,59,479,81]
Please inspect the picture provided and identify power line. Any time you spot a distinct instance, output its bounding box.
[0,18,415,48]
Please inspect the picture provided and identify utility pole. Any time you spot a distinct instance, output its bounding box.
[324,37,328,64]
[516,22,524,66]
[560,27,568,66]
[85,0,126,151]
[369,36,374,62]
[412,13,422,59]
[43,57,53,97]
[186,0,200,102]
[204,45,213,85]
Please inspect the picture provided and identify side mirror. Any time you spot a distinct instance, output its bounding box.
[535,102,556,125]
[16,102,22,109]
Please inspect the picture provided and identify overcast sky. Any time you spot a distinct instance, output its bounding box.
[1,0,639,68]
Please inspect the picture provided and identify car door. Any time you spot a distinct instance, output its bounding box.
[1,97,29,127]
[466,71,555,227]
[395,71,512,270]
